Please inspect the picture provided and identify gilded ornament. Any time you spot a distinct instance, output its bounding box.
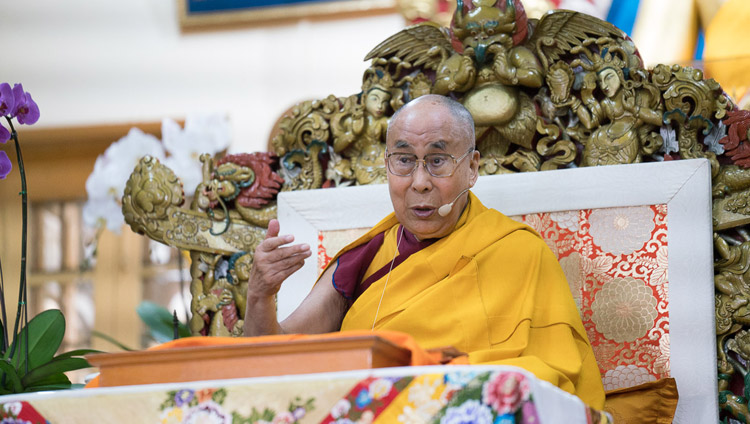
[329,68,395,185]
[122,155,185,242]
[280,140,328,191]
[714,232,750,315]
[189,252,246,337]
[123,152,286,336]
[554,41,664,166]
[535,116,575,170]
[271,95,341,157]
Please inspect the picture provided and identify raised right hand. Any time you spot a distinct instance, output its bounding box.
[247,219,312,299]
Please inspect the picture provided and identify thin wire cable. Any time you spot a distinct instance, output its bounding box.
[371,226,405,330]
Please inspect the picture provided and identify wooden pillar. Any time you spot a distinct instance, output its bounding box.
[0,189,23,344]
[92,229,144,351]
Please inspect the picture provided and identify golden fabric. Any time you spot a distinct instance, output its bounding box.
[604,378,679,423]
[333,192,605,409]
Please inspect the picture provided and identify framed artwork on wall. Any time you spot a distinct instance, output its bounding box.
[178,0,397,30]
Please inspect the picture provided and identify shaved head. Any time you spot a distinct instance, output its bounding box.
[384,94,480,240]
[388,95,475,149]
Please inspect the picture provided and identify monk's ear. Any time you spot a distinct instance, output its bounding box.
[469,149,480,187]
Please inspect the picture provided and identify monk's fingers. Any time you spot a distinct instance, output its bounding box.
[257,234,297,252]
[255,243,311,267]
[265,219,280,240]
[265,259,307,284]
[252,249,310,282]
[267,243,311,261]
[258,251,310,278]
[248,257,307,296]
[248,232,310,298]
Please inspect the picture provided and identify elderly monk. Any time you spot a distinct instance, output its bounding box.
[243,94,605,408]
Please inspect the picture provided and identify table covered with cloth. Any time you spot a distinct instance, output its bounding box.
[0,364,609,424]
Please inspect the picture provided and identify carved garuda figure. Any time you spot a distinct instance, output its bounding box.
[271,0,731,181]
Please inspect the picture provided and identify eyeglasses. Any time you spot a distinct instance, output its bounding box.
[385,148,474,177]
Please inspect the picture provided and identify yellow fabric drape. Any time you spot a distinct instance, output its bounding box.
[330,192,605,409]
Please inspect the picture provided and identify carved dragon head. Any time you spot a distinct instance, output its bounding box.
[122,155,185,242]
[452,0,521,65]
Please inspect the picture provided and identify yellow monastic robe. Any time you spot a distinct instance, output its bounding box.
[331,192,605,409]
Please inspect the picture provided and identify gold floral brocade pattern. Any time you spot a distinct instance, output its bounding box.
[521,205,669,391]
[590,277,658,343]
[588,207,656,255]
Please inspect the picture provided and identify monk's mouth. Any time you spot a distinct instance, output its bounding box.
[412,207,435,218]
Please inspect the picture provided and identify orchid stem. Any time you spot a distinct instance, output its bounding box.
[0,256,8,352]
[5,117,29,374]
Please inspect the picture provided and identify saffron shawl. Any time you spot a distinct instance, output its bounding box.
[323,192,605,408]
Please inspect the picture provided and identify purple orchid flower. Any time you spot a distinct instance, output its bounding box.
[0,151,12,179]
[0,124,9,143]
[0,83,14,117]
[11,84,40,125]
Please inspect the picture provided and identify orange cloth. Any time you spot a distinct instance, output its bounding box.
[85,330,441,388]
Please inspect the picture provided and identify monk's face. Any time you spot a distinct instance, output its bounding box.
[386,99,479,240]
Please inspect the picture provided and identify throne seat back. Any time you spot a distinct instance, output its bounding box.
[277,159,717,422]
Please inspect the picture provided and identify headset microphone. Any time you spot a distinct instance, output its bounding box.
[437,187,471,217]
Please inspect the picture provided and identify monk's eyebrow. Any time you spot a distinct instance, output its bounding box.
[430,141,447,150]
[392,140,447,150]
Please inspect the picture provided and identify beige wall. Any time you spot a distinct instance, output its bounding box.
[1,0,404,154]
[1,0,404,353]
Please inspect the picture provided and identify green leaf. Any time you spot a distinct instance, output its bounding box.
[23,371,70,392]
[136,301,190,343]
[53,348,102,359]
[21,357,90,388]
[6,309,65,374]
[0,358,23,393]
[24,383,72,393]
[27,371,70,386]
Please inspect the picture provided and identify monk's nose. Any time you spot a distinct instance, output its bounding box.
[411,164,433,192]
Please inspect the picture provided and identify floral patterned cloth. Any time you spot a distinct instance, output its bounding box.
[517,205,669,392]
[0,366,610,424]
[0,401,48,424]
